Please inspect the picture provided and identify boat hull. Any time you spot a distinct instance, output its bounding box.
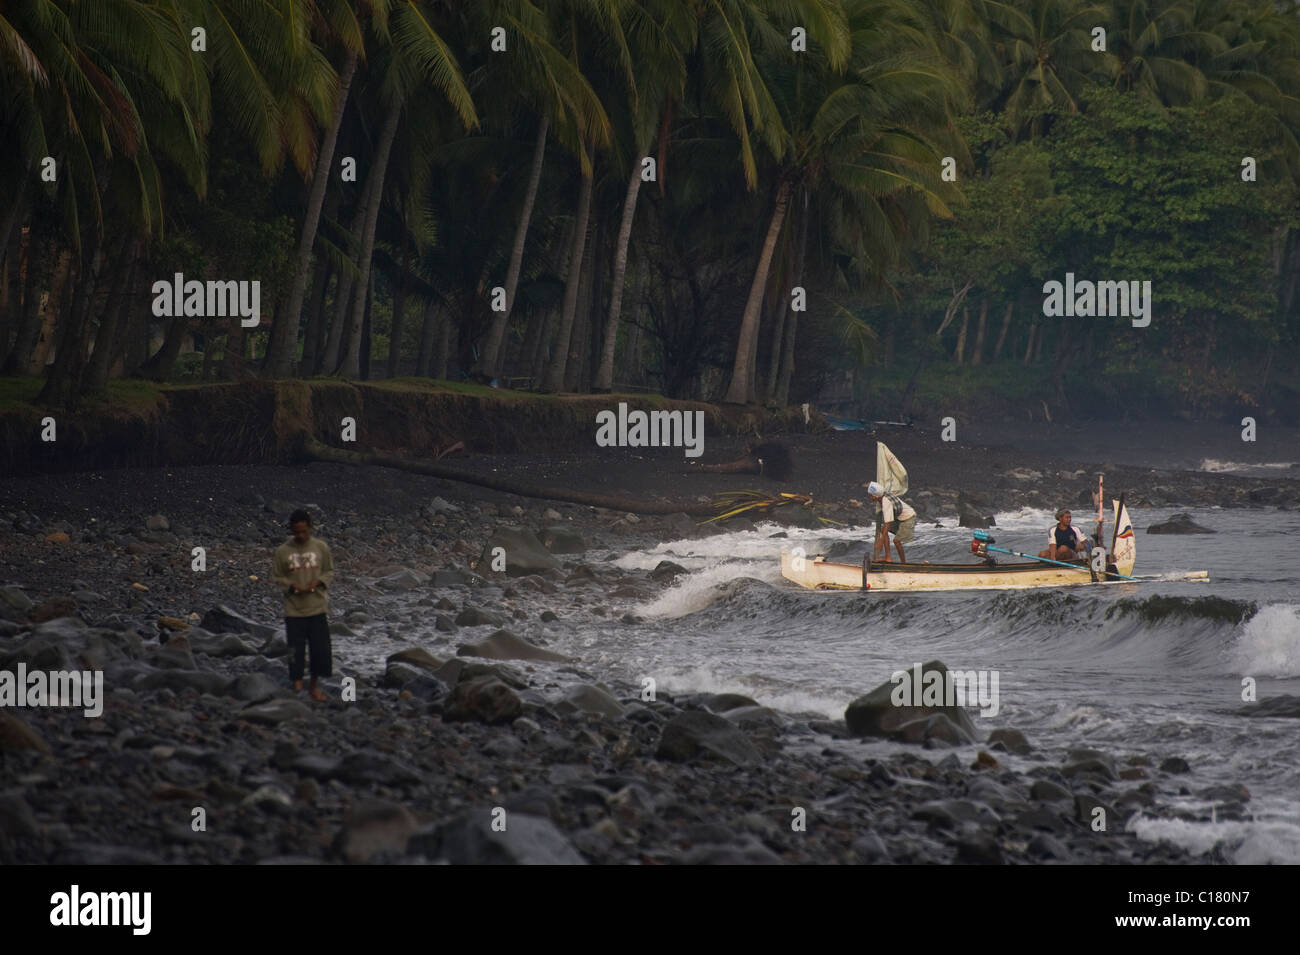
[780,551,1138,592]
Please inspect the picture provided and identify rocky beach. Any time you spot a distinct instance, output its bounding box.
[3,428,1296,865]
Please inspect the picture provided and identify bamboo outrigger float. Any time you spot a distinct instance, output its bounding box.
[780,498,1176,592]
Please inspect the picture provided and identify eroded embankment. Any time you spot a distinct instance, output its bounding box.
[1,379,820,474]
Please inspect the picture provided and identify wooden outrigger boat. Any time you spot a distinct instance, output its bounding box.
[781,497,1205,593]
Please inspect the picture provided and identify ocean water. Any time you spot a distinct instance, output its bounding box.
[335,504,1300,864]
[588,506,1300,864]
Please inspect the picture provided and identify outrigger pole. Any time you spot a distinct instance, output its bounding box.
[971,529,1139,581]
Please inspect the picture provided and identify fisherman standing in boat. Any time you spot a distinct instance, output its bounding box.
[868,481,917,563]
[1039,508,1091,562]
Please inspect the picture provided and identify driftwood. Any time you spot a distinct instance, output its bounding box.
[299,435,716,516]
[688,441,792,480]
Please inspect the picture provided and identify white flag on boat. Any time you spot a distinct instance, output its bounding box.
[877,442,908,497]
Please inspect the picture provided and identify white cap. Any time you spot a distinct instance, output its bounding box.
[867,481,884,497]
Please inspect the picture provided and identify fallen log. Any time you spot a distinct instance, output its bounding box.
[687,441,792,480]
[298,435,716,516]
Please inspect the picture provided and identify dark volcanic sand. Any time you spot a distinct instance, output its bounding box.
[0,425,1287,865]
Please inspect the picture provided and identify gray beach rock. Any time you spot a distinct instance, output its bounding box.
[1147,513,1214,534]
[457,629,571,663]
[844,660,979,742]
[656,711,761,766]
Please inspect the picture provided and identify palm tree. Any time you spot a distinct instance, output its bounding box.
[1103,0,1216,105]
[538,0,632,392]
[475,0,613,378]
[593,0,693,392]
[334,0,478,378]
[264,0,366,378]
[724,0,957,405]
[984,0,1106,136]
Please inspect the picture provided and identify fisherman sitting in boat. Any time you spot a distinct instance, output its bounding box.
[867,481,916,563]
[1039,508,1090,561]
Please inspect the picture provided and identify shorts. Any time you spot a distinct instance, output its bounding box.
[880,516,916,543]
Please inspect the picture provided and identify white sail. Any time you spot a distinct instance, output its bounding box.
[877,442,908,497]
[1112,499,1135,567]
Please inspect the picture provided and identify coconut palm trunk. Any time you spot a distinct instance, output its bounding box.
[0,169,28,271]
[38,235,103,407]
[724,178,791,405]
[993,302,1012,360]
[337,99,402,378]
[265,49,359,379]
[2,214,52,376]
[775,189,809,406]
[482,114,549,377]
[299,256,333,373]
[415,299,440,377]
[971,300,988,365]
[542,146,594,393]
[85,238,139,394]
[594,159,643,392]
[386,238,410,377]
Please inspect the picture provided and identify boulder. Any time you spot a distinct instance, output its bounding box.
[537,526,587,554]
[334,751,420,786]
[1029,780,1071,802]
[844,660,980,742]
[382,661,429,688]
[200,605,275,642]
[385,648,444,672]
[443,677,522,724]
[479,527,561,576]
[29,597,78,623]
[958,503,993,529]
[682,838,784,865]
[0,587,33,613]
[187,631,261,658]
[0,712,50,754]
[656,711,761,766]
[987,727,1032,755]
[892,712,972,746]
[334,801,419,864]
[375,568,430,591]
[239,699,313,725]
[412,812,585,865]
[151,635,195,670]
[1146,513,1214,534]
[649,561,688,583]
[555,684,625,719]
[1237,695,1300,718]
[453,606,506,628]
[0,791,40,837]
[228,673,281,703]
[457,629,571,663]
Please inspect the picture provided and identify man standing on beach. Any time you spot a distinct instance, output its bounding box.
[272,509,334,702]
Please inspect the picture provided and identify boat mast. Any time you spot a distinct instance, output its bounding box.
[1094,473,1105,544]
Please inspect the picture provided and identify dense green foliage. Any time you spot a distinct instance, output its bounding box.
[1,0,1298,420]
